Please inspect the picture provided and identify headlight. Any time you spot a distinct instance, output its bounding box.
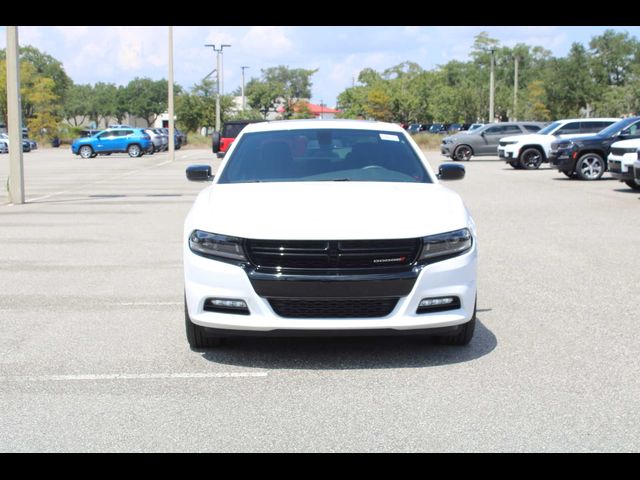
[419,228,472,262]
[501,140,518,145]
[189,230,247,262]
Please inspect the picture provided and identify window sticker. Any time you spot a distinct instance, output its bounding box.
[380,133,400,142]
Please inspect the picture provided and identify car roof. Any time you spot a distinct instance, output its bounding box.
[554,117,620,123]
[241,119,406,134]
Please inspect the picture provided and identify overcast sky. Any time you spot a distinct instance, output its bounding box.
[2,26,640,107]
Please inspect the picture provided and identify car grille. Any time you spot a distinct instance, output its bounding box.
[268,297,399,318]
[245,238,422,271]
[635,166,640,181]
[608,160,622,172]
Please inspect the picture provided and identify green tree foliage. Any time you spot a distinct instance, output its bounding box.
[245,66,317,119]
[121,77,168,127]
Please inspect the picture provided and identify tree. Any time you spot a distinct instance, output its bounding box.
[122,77,168,127]
[245,66,317,119]
[589,29,639,87]
[61,84,92,126]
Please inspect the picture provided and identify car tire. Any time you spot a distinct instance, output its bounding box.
[625,179,640,190]
[185,299,224,349]
[453,145,473,161]
[127,144,142,158]
[519,147,544,170]
[436,298,476,346]
[575,153,605,180]
[79,145,94,159]
[509,161,523,170]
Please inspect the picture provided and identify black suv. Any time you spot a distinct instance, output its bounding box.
[550,117,640,180]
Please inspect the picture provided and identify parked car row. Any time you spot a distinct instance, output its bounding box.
[438,115,640,191]
[406,123,481,135]
[71,126,187,158]
[0,132,35,153]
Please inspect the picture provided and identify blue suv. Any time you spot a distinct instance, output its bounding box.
[71,128,152,158]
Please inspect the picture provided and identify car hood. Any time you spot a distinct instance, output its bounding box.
[194,182,470,240]
[610,138,640,148]
[558,133,606,144]
[500,133,549,143]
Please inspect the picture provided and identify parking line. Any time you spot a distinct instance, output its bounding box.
[26,158,175,203]
[116,302,182,306]
[1,372,268,382]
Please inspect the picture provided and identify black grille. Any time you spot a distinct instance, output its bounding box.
[245,238,421,271]
[608,160,622,172]
[268,297,399,318]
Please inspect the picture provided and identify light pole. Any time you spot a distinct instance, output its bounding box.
[205,44,231,131]
[241,66,249,111]
[6,26,24,205]
[489,48,495,123]
[219,44,231,95]
[513,55,519,122]
[168,26,175,161]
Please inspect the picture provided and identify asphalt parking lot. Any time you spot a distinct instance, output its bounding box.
[1,147,639,452]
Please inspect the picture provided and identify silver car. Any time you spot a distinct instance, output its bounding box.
[144,128,165,153]
[441,122,547,161]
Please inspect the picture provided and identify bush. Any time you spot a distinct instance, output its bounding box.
[411,133,446,150]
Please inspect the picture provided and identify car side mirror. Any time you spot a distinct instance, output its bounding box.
[480,131,486,137]
[212,131,221,153]
[186,165,214,182]
[438,163,465,181]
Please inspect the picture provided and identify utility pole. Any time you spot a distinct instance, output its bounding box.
[489,48,495,123]
[168,26,175,161]
[241,66,249,111]
[513,55,519,122]
[6,26,24,205]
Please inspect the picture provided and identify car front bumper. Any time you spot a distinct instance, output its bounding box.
[184,243,477,333]
[550,148,575,171]
[607,154,635,180]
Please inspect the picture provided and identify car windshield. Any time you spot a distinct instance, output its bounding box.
[597,117,636,137]
[218,128,432,184]
[538,121,562,135]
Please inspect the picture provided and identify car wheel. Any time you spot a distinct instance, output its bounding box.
[437,298,476,346]
[79,145,93,159]
[453,145,473,161]
[184,299,223,349]
[625,179,640,191]
[519,147,544,170]
[127,144,142,158]
[575,153,605,180]
[508,161,523,170]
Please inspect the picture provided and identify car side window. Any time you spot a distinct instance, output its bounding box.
[98,132,113,139]
[484,126,503,135]
[503,125,523,134]
[620,122,640,136]
[523,124,541,132]
[556,122,581,135]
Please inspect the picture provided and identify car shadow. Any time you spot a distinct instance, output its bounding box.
[612,187,640,194]
[197,316,497,370]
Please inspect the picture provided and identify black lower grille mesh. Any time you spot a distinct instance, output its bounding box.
[269,297,399,318]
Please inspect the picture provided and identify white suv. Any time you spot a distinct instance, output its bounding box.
[183,120,478,348]
[607,139,640,190]
[498,118,618,169]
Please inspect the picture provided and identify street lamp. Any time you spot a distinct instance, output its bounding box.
[241,66,249,111]
[204,44,231,132]
[489,48,495,123]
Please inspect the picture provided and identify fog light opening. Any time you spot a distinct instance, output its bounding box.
[416,296,461,314]
[203,298,250,315]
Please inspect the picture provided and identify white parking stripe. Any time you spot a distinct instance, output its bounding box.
[1,372,268,382]
[27,158,175,203]
[116,302,182,306]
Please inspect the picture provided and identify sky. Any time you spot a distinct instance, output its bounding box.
[2,26,640,107]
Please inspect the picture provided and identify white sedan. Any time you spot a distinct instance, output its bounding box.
[183,119,478,348]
